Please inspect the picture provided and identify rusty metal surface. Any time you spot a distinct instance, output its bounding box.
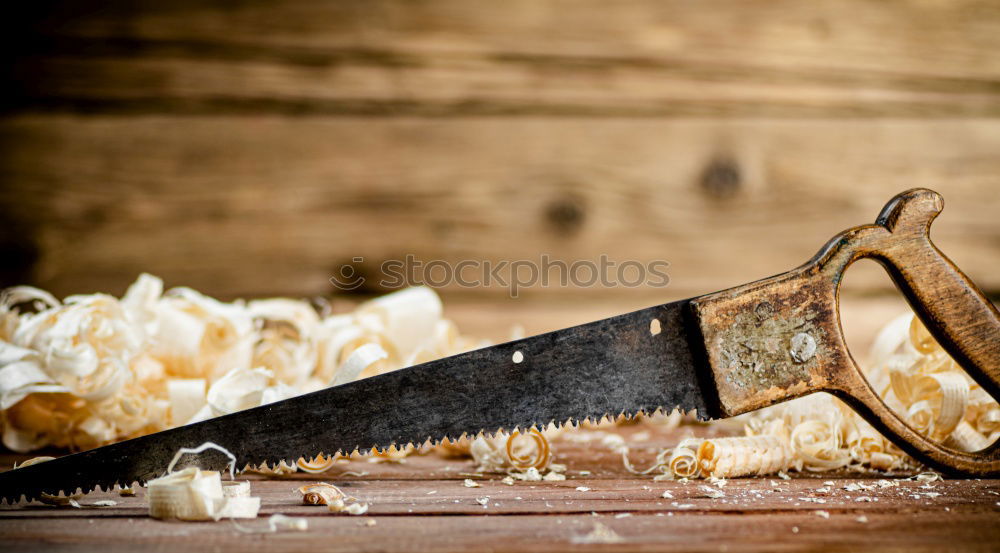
[0,301,712,503]
[691,270,842,417]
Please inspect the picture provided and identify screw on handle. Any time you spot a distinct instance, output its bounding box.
[692,188,1000,475]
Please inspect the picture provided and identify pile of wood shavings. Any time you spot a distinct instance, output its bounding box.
[0,275,486,453]
[635,314,999,479]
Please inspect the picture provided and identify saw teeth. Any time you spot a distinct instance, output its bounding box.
[1,404,699,504]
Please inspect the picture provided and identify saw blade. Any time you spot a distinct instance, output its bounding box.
[0,299,715,503]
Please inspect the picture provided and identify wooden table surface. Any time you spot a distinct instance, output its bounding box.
[2,423,998,553]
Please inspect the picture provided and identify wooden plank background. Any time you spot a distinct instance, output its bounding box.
[1,0,999,304]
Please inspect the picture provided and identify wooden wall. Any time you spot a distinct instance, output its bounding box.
[2,0,999,303]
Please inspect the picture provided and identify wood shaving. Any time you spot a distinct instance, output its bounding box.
[298,483,345,505]
[506,429,551,470]
[234,513,309,534]
[297,482,369,514]
[698,485,725,499]
[463,479,480,488]
[573,522,625,544]
[269,514,309,531]
[508,467,543,481]
[147,443,260,521]
[470,427,558,473]
[343,503,369,515]
[14,456,54,468]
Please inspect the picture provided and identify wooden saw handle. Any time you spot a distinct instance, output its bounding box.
[691,188,1000,476]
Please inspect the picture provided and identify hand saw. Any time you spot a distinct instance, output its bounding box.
[3,188,999,502]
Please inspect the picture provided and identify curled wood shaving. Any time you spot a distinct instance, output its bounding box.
[297,482,369,514]
[298,483,345,505]
[13,456,54,469]
[698,436,793,478]
[166,441,237,479]
[506,429,551,470]
[668,438,703,479]
[148,443,260,521]
[470,427,557,473]
[627,436,791,478]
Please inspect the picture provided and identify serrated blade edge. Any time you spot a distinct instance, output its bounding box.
[0,299,713,503]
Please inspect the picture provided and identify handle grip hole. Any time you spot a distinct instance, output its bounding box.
[840,259,999,455]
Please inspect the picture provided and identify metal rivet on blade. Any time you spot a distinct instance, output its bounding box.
[649,319,662,336]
